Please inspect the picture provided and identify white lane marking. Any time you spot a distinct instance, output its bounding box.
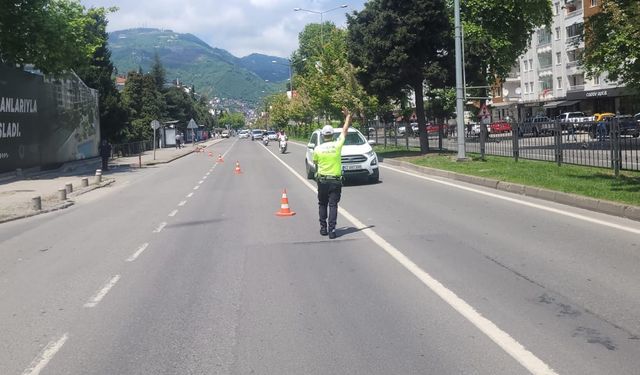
[198,180,204,184]
[263,146,558,375]
[203,175,208,179]
[381,165,640,235]
[22,333,69,375]
[168,209,178,217]
[178,200,187,207]
[126,243,149,262]
[84,275,121,308]
[187,193,194,198]
[193,185,200,190]
[153,222,167,233]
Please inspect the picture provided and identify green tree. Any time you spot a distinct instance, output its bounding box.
[347,0,453,153]
[75,7,128,142]
[0,0,109,74]
[121,71,165,141]
[460,0,552,83]
[218,112,245,130]
[583,1,640,91]
[150,52,167,92]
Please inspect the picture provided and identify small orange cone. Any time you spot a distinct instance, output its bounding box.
[275,189,296,216]
[217,154,224,163]
[234,161,242,174]
[208,151,213,157]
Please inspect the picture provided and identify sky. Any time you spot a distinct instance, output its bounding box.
[79,0,366,59]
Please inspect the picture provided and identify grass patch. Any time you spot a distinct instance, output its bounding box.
[377,148,640,206]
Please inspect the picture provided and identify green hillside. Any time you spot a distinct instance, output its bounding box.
[108,28,284,104]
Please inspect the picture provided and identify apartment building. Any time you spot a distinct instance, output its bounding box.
[490,0,638,122]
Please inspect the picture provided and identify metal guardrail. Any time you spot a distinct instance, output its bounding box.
[111,141,154,159]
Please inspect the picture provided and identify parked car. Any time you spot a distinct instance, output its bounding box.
[519,115,553,137]
[489,121,512,134]
[305,127,379,183]
[558,112,593,131]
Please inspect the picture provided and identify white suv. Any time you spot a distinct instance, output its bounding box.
[305,127,379,183]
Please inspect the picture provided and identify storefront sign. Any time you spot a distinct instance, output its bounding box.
[566,87,634,100]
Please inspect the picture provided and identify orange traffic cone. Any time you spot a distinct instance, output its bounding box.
[275,189,296,216]
[208,151,213,157]
[234,161,242,174]
[217,154,224,163]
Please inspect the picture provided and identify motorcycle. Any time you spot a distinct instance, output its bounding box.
[279,139,287,154]
[262,136,269,146]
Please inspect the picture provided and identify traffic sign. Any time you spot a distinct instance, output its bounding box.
[150,120,160,130]
[187,119,198,129]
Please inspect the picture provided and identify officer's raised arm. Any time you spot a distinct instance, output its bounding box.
[341,108,352,138]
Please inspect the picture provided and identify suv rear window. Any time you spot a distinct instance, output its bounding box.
[320,132,365,145]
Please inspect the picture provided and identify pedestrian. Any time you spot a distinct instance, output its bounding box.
[175,133,181,149]
[313,108,352,239]
[567,123,577,142]
[98,139,111,171]
[597,119,607,142]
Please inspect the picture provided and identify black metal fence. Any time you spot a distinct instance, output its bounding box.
[372,119,640,173]
[111,141,154,159]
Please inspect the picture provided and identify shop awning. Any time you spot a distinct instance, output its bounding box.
[542,100,564,108]
[557,100,579,107]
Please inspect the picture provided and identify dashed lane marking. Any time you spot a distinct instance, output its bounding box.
[126,243,149,262]
[178,200,187,207]
[84,275,121,308]
[168,209,178,217]
[153,222,167,233]
[21,333,69,375]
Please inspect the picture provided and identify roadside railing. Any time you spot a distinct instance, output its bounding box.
[464,119,639,174]
[111,140,154,159]
[374,118,639,174]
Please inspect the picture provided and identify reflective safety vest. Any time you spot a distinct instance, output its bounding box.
[313,134,345,177]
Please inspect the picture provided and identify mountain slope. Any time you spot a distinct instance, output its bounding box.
[239,54,290,82]
[108,28,285,104]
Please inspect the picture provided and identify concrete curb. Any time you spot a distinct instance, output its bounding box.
[111,140,224,168]
[0,179,115,224]
[382,158,640,222]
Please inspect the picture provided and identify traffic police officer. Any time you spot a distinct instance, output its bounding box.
[313,108,351,239]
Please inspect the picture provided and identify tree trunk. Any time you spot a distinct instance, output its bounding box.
[414,81,429,153]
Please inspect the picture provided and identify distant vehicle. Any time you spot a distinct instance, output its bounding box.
[238,130,250,139]
[251,129,264,141]
[489,121,512,134]
[558,112,593,131]
[305,128,379,183]
[267,131,278,141]
[519,115,552,137]
[221,130,230,138]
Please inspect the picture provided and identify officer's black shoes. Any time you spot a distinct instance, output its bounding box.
[328,230,337,239]
[320,227,328,236]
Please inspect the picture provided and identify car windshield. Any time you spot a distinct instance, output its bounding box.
[319,131,365,146]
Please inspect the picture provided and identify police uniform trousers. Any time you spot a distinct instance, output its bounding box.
[317,176,342,231]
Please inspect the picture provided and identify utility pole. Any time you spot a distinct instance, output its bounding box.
[454,0,466,160]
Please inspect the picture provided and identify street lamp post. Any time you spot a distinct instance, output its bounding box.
[294,4,348,55]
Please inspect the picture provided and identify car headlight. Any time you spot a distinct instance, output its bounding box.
[365,150,376,158]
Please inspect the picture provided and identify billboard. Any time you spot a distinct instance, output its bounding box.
[0,64,100,173]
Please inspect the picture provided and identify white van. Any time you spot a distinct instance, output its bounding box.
[305,127,379,183]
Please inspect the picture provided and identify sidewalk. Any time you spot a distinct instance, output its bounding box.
[0,139,223,224]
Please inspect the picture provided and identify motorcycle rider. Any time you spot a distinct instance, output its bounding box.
[278,130,288,153]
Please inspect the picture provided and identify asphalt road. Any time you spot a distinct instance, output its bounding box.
[1,137,639,374]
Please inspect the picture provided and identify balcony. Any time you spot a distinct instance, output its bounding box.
[566,7,583,18]
[566,60,580,68]
[567,84,585,93]
[566,35,581,46]
[505,72,521,82]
